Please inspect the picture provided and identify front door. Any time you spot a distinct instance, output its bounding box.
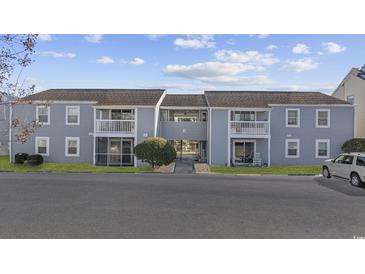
[233,140,255,165]
[109,138,121,166]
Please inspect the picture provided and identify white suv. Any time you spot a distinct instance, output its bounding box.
[322,153,365,187]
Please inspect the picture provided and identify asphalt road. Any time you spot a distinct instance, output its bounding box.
[0,172,364,238]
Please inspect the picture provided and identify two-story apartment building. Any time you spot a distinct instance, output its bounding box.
[9,89,354,167]
[332,65,365,137]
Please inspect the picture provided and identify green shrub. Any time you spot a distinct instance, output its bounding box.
[341,138,365,153]
[134,137,176,168]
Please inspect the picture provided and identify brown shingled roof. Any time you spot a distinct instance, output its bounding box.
[205,91,349,107]
[22,89,165,106]
[161,94,208,107]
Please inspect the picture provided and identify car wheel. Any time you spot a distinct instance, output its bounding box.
[322,166,331,178]
[350,173,364,188]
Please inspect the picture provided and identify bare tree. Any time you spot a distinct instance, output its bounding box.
[0,34,40,144]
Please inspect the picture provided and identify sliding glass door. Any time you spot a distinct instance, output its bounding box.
[233,140,255,165]
[95,137,134,166]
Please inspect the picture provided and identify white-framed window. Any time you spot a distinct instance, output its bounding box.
[35,137,49,156]
[286,108,300,127]
[66,106,80,125]
[347,95,354,105]
[65,137,80,157]
[285,139,300,158]
[36,105,50,125]
[316,109,330,128]
[316,139,330,158]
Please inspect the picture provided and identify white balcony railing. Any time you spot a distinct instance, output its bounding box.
[230,121,269,135]
[95,120,135,133]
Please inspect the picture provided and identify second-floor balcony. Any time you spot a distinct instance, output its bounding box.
[95,120,135,133]
[230,121,270,135]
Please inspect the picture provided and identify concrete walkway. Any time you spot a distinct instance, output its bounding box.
[174,158,194,173]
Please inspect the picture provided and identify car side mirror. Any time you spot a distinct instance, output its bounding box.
[331,160,335,163]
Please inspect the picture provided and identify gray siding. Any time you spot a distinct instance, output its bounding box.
[270,106,354,165]
[136,108,155,143]
[0,103,10,155]
[210,109,228,166]
[159,121,207,140]
[12,103,94,163]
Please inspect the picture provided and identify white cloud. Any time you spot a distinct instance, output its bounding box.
[130,57,145,65]
[249,34,270,39]
[174,35,215,49]
[164,61,272,85]
[96,56,115,64]
[292,43,310,54]
[321,42,346,54]
[38,34,52,41]
[84,34,103,43]
[146,34,166,40]
[266,44,277,51]
[214,50,280,69]
[283,58,319,72]
[40,51,76,59]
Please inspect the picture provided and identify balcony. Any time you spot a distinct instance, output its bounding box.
[159,121,207,140]
[230,121,269,136]
[95,120,135,133]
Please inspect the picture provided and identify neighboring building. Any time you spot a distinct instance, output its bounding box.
[10,89,353,167]
[0,93,11,156]
[333,65,365,137]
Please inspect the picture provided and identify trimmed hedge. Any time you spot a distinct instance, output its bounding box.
[134,137,176,168]
[14,153,29,164]
[341,138,365,153]
[27,154,44,166]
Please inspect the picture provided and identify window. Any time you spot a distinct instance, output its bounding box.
[96,109,110,120]
[347,95,354,105]
[316,109,330,128]
[65,137,80,157]
[342,155,354,165]
[36,105,50,125]
[231,111,255,122]
[35,137,49,156]
[334,155,345,164]
[66,106,80,125]
[286,109,300,127]
[356,156,365,166]
[285,139,300,158]
[316,139,330,158]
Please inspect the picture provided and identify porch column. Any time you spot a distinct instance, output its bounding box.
[227,109,231,167]
[268,110,271,167]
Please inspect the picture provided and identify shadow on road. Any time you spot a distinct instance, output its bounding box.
[315,176,365,197]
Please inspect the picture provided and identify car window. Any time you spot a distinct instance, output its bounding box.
[342,155,354,165]
[356,156,365,167]
[334,155,345,164]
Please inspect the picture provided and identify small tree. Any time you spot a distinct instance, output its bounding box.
[342,138,365,153]
[134,137,176,168]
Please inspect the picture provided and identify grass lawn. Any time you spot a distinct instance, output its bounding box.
[0,156,152,173]
[210,165,321,175]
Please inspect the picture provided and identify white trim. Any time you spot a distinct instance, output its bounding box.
[227,110,230,166]
[36,105,50,125]
[134,108,138,167]
[315,109,330,128]
[159,106,208,110]
[211,107,271,111]
[285,108,300,128]
[154,91,166,137]
[268,110,271,167]
[285,139,300,158]
[35,136,49,156]
[269,104,354,107]
[315,139,330,159]
[65,137,80,157]
[8,102,13,163]
[93,108,96,165]
[232,139,256,165]
[65,105,80,125]
[31,100,97,104]
[208,108,212,165]
[92,105,156,109]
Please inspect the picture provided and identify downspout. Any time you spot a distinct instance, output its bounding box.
[154,90,166,137]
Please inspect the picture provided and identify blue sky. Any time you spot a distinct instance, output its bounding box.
[24,34,365,94]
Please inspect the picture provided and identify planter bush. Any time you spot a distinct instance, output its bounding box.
[341,138,365,153]
[134,137,176,168]
[14,153,29,164]
[27,154,44,166]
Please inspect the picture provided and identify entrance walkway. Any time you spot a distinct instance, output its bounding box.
[174,157,194,174]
